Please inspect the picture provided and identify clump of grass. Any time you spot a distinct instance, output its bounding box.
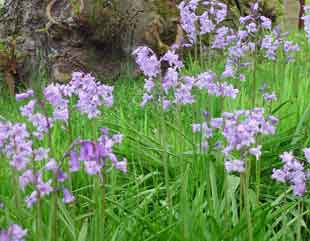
[1,1,310,240]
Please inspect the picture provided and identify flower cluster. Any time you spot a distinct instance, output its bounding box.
[178,1,298,80]
[0,120,71,208]
[133,47,191,109]
[133,46,239,109]
[0,122,33,171]
[70,128,127,176]
[193,108,278,173]
[69,72,114,118]
[15,90,34,101]
[221,2,274,78]
[194,71,239,98]
[0,224,27,241]
[272,149,310,196]
[1,72,125,208]
[18,72,113,140]
[263,92,277,102]
[261,27,300,62]
[259,83,277,102]
[212,26,236,50]
[303,6,310,43]
[178,0,227,45]
[18,99,50,140]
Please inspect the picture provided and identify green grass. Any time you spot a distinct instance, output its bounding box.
[0,33,310,241]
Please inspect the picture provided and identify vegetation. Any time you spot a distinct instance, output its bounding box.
[0,1,310,241]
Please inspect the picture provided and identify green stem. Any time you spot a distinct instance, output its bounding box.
[48,191,58,241]
[101,173,106,238]
[37,199,43,241]
[160,107,172,212]
[13,173,21,210]
[255,157,261,204]
[252,47,257,107]
[158,75,172,216]
[240,174,243,215]
[243,158,253,241]
[297,199,303,241]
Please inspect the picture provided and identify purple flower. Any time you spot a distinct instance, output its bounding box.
[69,150,80,172]
[162,68,179,93]
[280,151,294,163]
[193,108,277,175]
[112,134,123,144]
[218,82,239,98]
[20,100,36,117]
[272,150,307,196]
[11,154,30,171]
[16,90,34,101]
[34,147,49,161]
[210,118,223,129]
[114,158,128,173]
[37,179,53,197]
[178,0,227,45]
[25,190,38,208]
[178,1,198,44]
[195,71,215,89]
[45,159,58,171]
[161,50,183,69]
[246,22,257,33]
[144,79,155,92]
[240,16,252,24]
[192,123,202,133]
[200,13,215,34]
[225,160,245,173]
[57,169,68,182]
[263,92,277,102]
[63,188,75,204]
[212,27,235,49]
[44,84,69,122]
[173,84,194,105]
[239,74,246,81]
[79,141,96,162]
[283,41,300,52]
[293,181,306,196]
[141,94,153,107]
[84,161,101,175]
[304,148,310,162]
[28,113,50,140]
[222,65,235,78]
[19,170,35,190]
[272,169,287,182]
[261,33,299,62]
[132,47,160,78]
[0,224,27,241]
[249,145,262,160]
[260,16,272,29]
[303,7,310,42]
[67,72,114,119]
[162,99,171,110]
[69,128,127,176]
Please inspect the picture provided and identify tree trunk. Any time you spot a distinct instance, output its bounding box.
[0,0,180,87]
[299,0,305,29]
[283,0,300,30]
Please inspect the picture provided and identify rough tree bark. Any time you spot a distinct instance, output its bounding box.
[283,0,300,30]
[299,0,305,29]
[0,0,180,87]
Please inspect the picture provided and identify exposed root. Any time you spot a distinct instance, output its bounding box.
[46,0,60,26]
[79,0,84,15]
